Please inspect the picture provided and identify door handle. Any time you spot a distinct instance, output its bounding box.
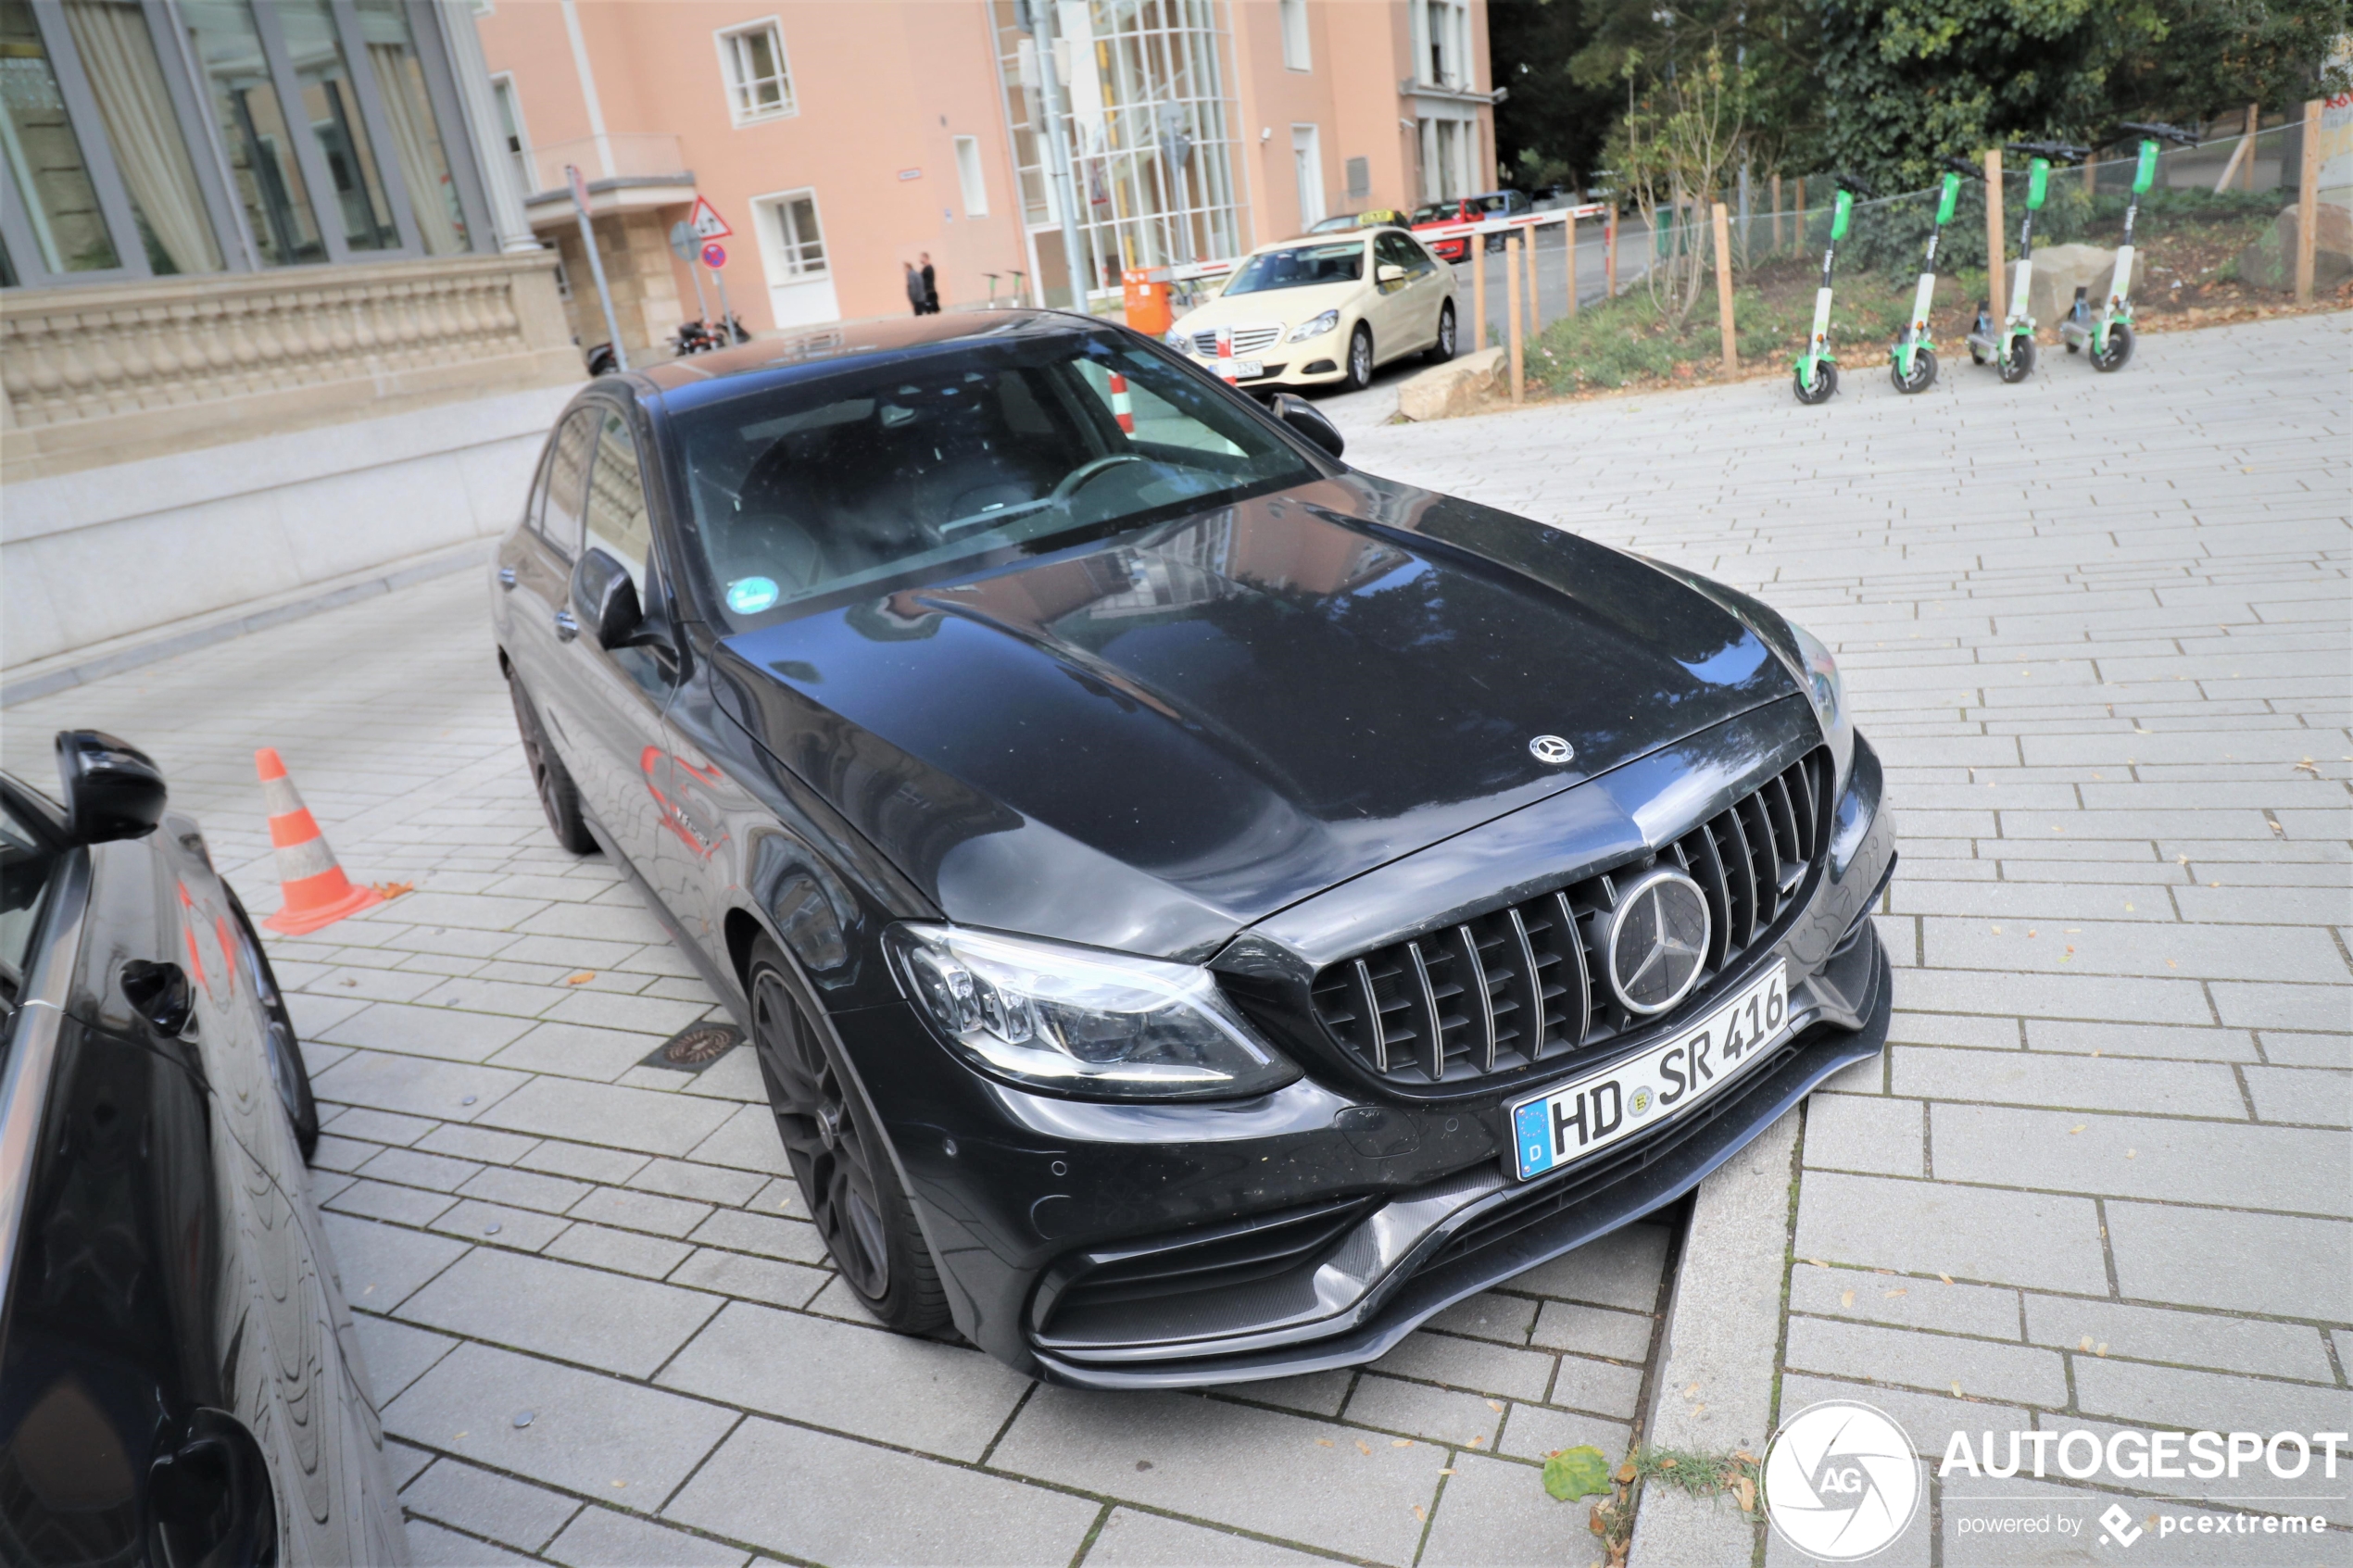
[553,609,579,642]
[497,566,518,590]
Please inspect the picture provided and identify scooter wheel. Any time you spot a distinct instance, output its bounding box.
[2065,339,2081,353]
[1969,347,1986,365]
[1793,360,1838,406]
[1892,346,1937,395]
[1997,336,2035,383]
[2091,321,2133,372]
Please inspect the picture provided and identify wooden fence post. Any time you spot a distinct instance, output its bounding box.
[1711,201,1737,375]
[2297,98,2322,303]
[1604,208,1617,296]
[2242,103,2260,190]
[1565,212,1579,316]
[1525,227,1541,335]
[1472,232,1487,352]
[1770,173,1782,250]
[1984,148,2006,323]
[1506,232,1525,402]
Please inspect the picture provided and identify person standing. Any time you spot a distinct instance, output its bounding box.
[918,252,940,314]
[903,260,927,317]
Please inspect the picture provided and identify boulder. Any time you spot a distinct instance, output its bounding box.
[2027,242,2139,323]
[2233,204,2353,291]
[1395,345,1507,420]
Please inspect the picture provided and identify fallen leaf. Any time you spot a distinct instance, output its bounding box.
[1884,1287,1907,1298]
[565,971,596,985]
[2069,1124,2086,1135]
[2081,1336,2095,1351]
[1939,1274,1954,1286]
[1616,1463,1637,1484]
[371,880,415,899]
[1736,1475,1757,1512]
[1734,1450,1757,1464]
[1589,1506,1607,1535]
[1841,1289,1856,1308]
[1317,1438,1334,1448]
[1684,1383,1699,1399]
[1545,1446,1613,1503]
[1414,1506,1427,1522]
[1806,1259,1829,1269]
[1951,1382,1964,1397]
[1659,1457,1679,1469]
[2126,1148,2137,1159]
[1469,1436,1486,1447]
[1356,1441,1372,1456]
[2097,1343,2109,1357]
[1440,1468,1455,1475]
[1393,1439,1412,1448]
[1486,1399,1504,1412]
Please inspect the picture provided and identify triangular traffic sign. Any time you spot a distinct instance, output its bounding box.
[687,196,733,240]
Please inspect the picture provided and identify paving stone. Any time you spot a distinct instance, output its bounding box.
[305,966,444,1003]
[1804,1093,1925,1175]
[384,1341,735,1504]
[686,1207,829,1264]
[1341,1374,1504,1450]
[312,1050,530,1123]
[429,1199,568,1253]
[664,1416,1099,1568]
[1370,1331,1555,1402]
[517,1140,649,1185]
[308,1135,384,1175]
[516,902,673,947]
[992,1386,1447,1563]
[323,1178,456,1227]
[475,1075,736,1156]
[400,1459,580,1554]
[1895,1048,2245,1117]
[1793,1173,2110,1295]
[415,1123,538,1164]
[664,1248,828,1309]
[1888,1010,2021,1050]
[2070,1356,2353,1437]
[657,1299,1028,1461]
[563,1185,712,1239]
[627,1157,766,1207]
[2211,983,2352,1033]
[384,1438,435,1489]
[1418,1451,1591,1568]
[2244,1065,2352,1127]
[1931,1105,2347,1215]
[1426,1291,1539,1346]
[355,1147,484,1193]
[680,1048,764,1102]
[545,1222,695,1280]
[404,1517,536,1567]
[684,1102,793,1173]
[320,1106,440,1146]
[1083,1509,1330,1567]
[456,1165,595,1215]
[1784,1316,2067,1407]
[1504,1222,1673,1311]
[1786,1262,2020,1340]
[1776,1371,2029,1464]
[1530,1301,1655,1362]
[546,989,712,1036]
[1547,1354,1645,1419]
[545,1505,752,1568]
[492,935,648,971]
[2020,1297,2336,1384]
[1493,1402,1632,1463]
[288,992,371,1037]
[321,1212,467,1311]
[490,1020,664,1081]
[399,1248,722,1378]
[2108,1201,2352,1325]
[2022,1020,2259,1061]
[1893,969,2212,1025]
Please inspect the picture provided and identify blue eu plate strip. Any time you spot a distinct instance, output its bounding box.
[1514,1099,1555,1179]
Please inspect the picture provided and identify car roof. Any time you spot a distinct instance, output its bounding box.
[622,309,1114,413]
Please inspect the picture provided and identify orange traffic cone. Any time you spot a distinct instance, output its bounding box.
[257,748,382,935]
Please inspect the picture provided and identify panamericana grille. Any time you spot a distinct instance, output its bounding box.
[1191,325,1282,358]
[1310,749,1831,1088]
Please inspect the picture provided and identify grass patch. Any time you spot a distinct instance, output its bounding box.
[1540,1441,1764,1567]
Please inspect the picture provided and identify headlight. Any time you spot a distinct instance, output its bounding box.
[1788,621,1852,766]
[1164,329,1191,351]
[887,924,1299,1100]
[1288,309,1340,343]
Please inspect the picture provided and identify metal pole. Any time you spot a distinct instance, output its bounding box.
[711,265,734,335]
[686,253,710,322]
[1471,229,1486,350]
[570,167,626,371]
[1031,0,1090,311]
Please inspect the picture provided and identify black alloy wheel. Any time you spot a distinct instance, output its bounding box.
[1424,300,1457,364]
[2090,321,2133,372]
[749,939,947,1333]
[1343,322,1375,391]
[510,675,597,853]
[225,883,319,1162]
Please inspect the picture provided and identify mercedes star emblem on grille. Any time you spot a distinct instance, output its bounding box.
[1529,734,1575,765]
[1604,868,1712,1015]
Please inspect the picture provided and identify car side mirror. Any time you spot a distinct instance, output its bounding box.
[55,730,167,845]
[1376,263,1405,284]
[121,959,194,1035]
[148,1409,277,1567]
[1268,394,1344,461]
[572,548,648,649]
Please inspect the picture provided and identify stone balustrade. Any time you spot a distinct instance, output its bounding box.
[1,252,578,478]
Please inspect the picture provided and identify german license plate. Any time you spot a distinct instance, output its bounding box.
[1508,964,1789,1182]
[1231,358,1264,379]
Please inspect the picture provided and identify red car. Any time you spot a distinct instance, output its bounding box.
[1411,199,1476,261]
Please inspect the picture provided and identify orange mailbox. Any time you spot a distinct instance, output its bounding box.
[1122,269,1172,335]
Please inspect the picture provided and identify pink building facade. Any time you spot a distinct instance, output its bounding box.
[473,0,1494,354]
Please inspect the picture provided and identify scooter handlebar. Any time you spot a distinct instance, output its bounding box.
[1832,172,1875,197]
[1940,154,1986,180]
[2004,141,2093,163]
[2116,120,2198,148]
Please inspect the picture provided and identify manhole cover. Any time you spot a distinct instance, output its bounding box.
[642,1022,743,1074]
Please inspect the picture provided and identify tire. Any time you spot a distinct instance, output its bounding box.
[1793,358,1837,405]
[2064,339,2081,354]
[2091,321,2133,372]
[509,673,598,854]
[1342,322,1374,391]
[1998,334,2035,383]
[748,937,948,1335]
[226,884,319,1163]
[1891,345,1937,395]
[1423,300,1456,365]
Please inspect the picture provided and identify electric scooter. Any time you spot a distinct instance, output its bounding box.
[1890,163,1968,394]
[2058,121,2197,372]
[1965,142,2088,383]
[1793,175,1868,406]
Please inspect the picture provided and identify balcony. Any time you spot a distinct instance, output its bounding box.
[522,135,697,222]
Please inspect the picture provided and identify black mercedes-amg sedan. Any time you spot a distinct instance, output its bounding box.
[492,311,1894,1388]
[0,734,407,1564]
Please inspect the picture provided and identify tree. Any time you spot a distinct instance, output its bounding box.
[1603,44,1748,325]
[1491,0,1617,194]
[2113,0,2352,123]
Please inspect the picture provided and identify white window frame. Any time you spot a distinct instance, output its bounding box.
[490,73,534,200]
[953,134,988,217]
[1291,123,1324,228]
[751,186,828,280]
[1279,0,1311,71]
[714,18,796,127]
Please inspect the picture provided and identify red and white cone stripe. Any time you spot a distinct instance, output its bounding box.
[1109,371,1135,432]
[1214,325,1237,384]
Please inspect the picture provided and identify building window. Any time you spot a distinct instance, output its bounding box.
[1418,0,1468,89]
[0,0,121,274]
[754,187,824,276]
[1290,124,1321,228]
[953,133,987,217]
[1278,0,1309,71]
[490,72,530,196]
[58,0,224,275]
[716,19,792,124]
[274,0,400,252]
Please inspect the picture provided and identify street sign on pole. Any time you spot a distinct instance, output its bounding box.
[687,195,733,239]
[566,164,628,373]
[669,220,710,321]
[700,242,726,270]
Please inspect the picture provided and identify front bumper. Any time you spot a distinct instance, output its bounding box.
[837,732,1895,1385]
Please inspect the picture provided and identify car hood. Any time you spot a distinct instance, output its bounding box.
[1175,280,1365,335]
[710,473,1803,960]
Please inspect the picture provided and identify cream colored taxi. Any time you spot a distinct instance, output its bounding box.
[1164,228,1457,395]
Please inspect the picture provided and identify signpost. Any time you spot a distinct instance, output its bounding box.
[668,220,711,322]
[569,164,627,372]
[685,201,736,339]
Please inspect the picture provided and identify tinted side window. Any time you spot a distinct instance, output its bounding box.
[0,799,56,1013]
[584,410,654,585]
[539,409,598,558]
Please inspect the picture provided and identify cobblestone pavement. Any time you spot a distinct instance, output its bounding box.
[6,312,2343,1568]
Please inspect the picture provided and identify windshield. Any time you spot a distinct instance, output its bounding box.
[1412,203,1461,224]
[1220,241,1365,295]
[669,332,1320,629]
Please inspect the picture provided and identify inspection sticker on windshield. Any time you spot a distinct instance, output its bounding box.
[1509,963,1787,1182]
